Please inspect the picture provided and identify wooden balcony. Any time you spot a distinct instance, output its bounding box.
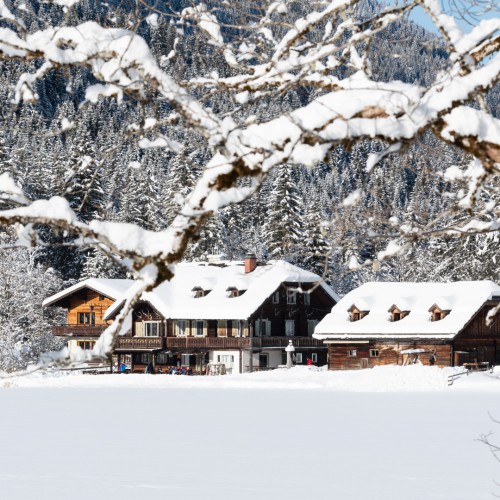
[52,324,107,337]
[116,337,165,351]
[164,337,325,350]
[166,337,251,349]
[251,337,325,349]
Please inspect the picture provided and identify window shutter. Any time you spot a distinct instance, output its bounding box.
[135,321,143,337]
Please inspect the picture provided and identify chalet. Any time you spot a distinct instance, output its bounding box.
[42,278,133,352]
[313,281,500,370]
[44,256,338,373]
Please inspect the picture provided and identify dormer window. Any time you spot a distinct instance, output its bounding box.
[428,304,450,321]
[192,286,210,298]
[388,305,409,322]
[226,287,239,298]
[287,289,297,304]
[347,304,369,322]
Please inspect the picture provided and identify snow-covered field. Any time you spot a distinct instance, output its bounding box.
[1,365,499,500]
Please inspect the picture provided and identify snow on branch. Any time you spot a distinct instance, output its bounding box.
[0,0,498,363]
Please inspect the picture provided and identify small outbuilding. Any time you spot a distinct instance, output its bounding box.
[313,281,500,370]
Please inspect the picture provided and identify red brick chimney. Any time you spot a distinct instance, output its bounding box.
[245,253,257,273]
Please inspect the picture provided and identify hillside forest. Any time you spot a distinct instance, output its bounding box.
[0,0,498,370]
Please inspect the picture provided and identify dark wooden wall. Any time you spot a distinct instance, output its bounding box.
[132,302,165,337]
[131,283,336,340]
[453,302,500,365]
[328,342,452,370]
[252,283,336,338]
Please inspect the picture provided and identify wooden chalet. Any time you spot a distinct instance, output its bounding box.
[42,278,133,352]
[44,256,338,373]
[313,281,500,370]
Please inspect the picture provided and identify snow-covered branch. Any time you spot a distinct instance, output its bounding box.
[0,0,498,362]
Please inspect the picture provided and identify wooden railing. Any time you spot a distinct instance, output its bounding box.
[251,337,325,348]
[116,337,165,350]
[52,325,107,337]
[165,337,324,349]
[166,337,252,349]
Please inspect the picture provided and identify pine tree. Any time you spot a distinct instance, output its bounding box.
[302,195,331,276]
[0,233,65,372]
[80,248,126,279]
[263,165,304,262]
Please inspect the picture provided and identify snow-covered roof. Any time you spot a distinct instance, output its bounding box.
[42,278,134,308]
[314,281,500,340]
[105,260,338,321]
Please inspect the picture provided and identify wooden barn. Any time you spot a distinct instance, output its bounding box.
[313,281,500,370]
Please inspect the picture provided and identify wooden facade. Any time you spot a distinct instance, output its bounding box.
[49,288,115,341]
[327,301,500,370]
[453,301,500,366]
[116,282,334,372]
[328,342,452,370]
[48,274,337,373]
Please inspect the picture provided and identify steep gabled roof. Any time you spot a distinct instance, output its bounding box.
[42,278,134,308]
[314,281,500,340]
[104,260,338,321]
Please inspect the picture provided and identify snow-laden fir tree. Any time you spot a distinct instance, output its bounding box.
[0,235,64,372]
[302,194,331,277]
[263,165,304,262]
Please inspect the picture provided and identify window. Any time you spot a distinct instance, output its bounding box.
[181,354,191,366]
[177,320,187,336]
[77,340,95,350]
[429,305,450,321]
[304,293,311,305]
[234,321,247,337]
[226,287,239,298]
[140,353,151,365]
[370,349,380,358]
[262,319,271,337]
[156,353,171,364]
[311,353,318,363]
[255,319,271,337]
[78,312,95,325]
[218,355,234,369]
[389,305,409,322]
[348,305,369,322]
[98,295,105,301]
[294,353,303,364]
[307,320,318,336]
[195,320,204,337]
[192,287,204,298]
[287,289,296,304]
[285,320,295,337]
[218,320,227,337]
[272,291,280,304]
[347,349,357,357]
[143,321,160,337]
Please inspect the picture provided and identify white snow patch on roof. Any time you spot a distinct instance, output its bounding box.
[105,260,338,321]
[43,278,134,307]
[314,281,500,339]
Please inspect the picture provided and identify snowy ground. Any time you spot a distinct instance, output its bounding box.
[1,365,499,500]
